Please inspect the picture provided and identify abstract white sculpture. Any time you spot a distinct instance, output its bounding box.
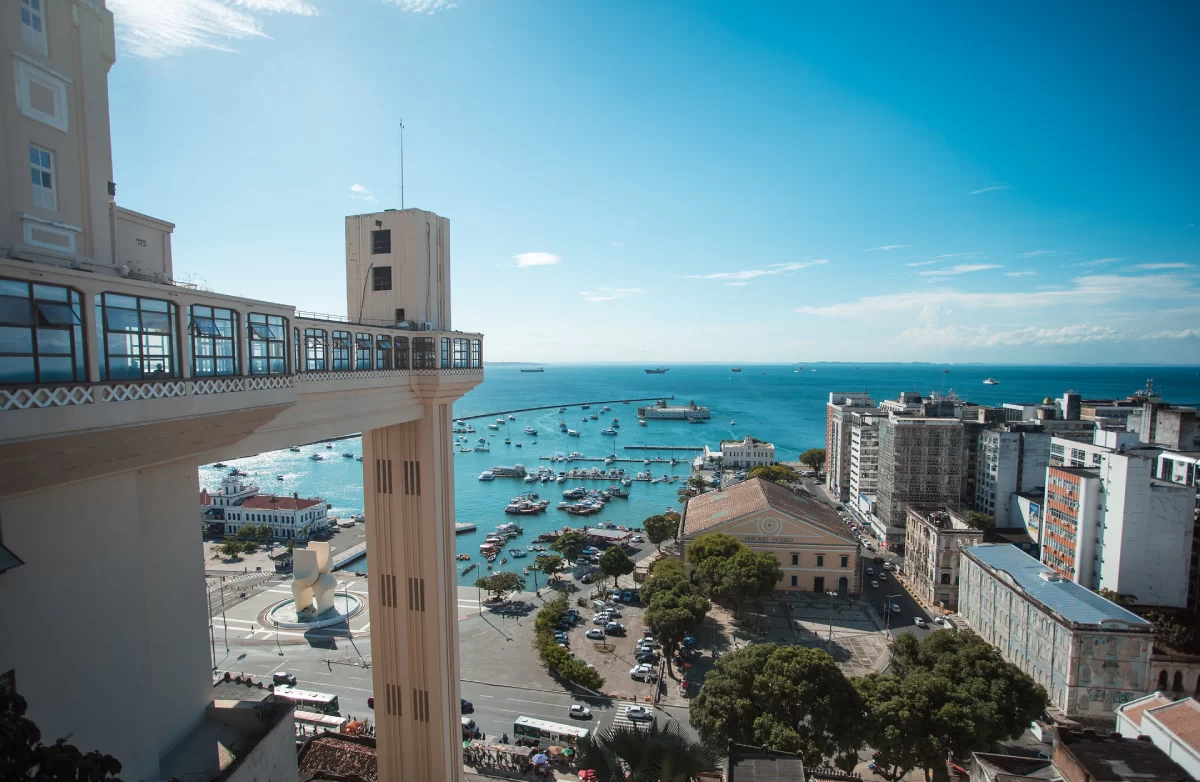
[292,541,337,615]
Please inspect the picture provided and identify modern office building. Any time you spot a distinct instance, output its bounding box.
[959,545,1154,718]
[679,477,860,595]
[847,411,882,515]
[825,392,877,501]
[702,435,776,468]
[0,4,483,778]
[974,426,1051,527]
[902,508,984,610]
[874,414,964,549]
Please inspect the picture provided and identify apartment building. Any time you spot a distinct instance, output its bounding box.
[0,5,483,778]
[825,392,876,501]
[903,508,984,610]
[874,415,964,550]
[848,411,882,515]
[975,426,1052,528]
[959,545,1154,717]
[1042,466,1104,587]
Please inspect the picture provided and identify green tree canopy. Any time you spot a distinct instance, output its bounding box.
[965,511,995,531]
[1096,587,1137,605]
[689,644,863,769]
[643,514,679,549]
[747,464,800,485]
[694,549,782,618]
[598,547,636,587]
[686,533,742,568]
[1,692,124,781]
[474,571,526,601]
[645,589,710,676]
[535,595,605,691]
[219,539,244,558]
[640,558,692,605]
[534,554,565,583]
[550,530,588,562]
[576,721,721,782]
[799,448,826,473]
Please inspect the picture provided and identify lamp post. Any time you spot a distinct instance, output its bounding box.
[825,590,838,649]
[220,576,229,652]
[885,593,903,634]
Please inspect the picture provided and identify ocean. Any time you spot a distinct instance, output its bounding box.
[202,363,1200,584]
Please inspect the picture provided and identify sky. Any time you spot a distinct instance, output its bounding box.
[105,0,1200,364]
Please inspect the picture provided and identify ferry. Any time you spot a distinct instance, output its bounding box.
[983,377,999,385]
[455,522,477,534]
[478,471,495,481]
[645,367,669,374]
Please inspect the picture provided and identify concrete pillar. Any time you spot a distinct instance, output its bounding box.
[363,403,461,782]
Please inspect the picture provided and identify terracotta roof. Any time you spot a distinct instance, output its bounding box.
[199,489,211,506]
[241,496,324,511]
[299,734,377,782]
[1119,693,1173,732]
[681,477,852,542]
[1148,697,1200,751]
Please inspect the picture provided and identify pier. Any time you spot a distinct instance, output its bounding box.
[459,396,674,421]
[622,445,705,451]
[537,455,687,464]
[332,541,366,569]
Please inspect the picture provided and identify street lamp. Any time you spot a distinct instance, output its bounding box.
[825,590,838,649]
[884,593,903,634]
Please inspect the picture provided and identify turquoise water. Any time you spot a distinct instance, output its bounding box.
[202,363,1200,584]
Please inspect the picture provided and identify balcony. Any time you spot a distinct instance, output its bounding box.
[0,260,483,495]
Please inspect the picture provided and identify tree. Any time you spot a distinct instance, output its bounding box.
[1146,612,1194,650]
[643,514,678,550]
[687,475,708,490]
[645,589,710,677]
[219,539,243,559]
[640,558,691,605]
[1,692,124,781]
[854,671,954,781]
[535,595,605,691]
[474,571,526,601]
[598,547,635,588]
[1097,587,1137,605]
[550,530,588,562]
[693,548,782,618]
[689,644,863,770]
[685,533,742,568]
[534,554,565,583]
[965,511,995,531]
[575,721,721,782]
[747,464,800,485]
[800,448,826,473]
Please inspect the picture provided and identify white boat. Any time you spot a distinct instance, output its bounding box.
[638,419,647,426]
[567,430,580,437]
[730,420,736,425]
[477,442,490,451]
[459,446,473,452]
[524,427,538,435]
[601,428,617,435]
[456,522,477,534]
[478,471,495,481]
[310,453,324,461]
[508,414,516,420]
[524,474,537,483]
[496,418,505,424]
[556,475,567,483]
[983,377,999,385]
[488,423,500,430]
[288,446,301,453]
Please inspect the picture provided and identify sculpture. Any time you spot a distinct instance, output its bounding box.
[292,541,337,615]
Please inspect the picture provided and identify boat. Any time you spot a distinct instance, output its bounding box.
[524,474,538,483]
[943,368,951,373]
[556,475,566,483]
[456,522,477,534]
[524,567,530,575]
[558,407,566,413]
[496,418,505,424]
[645,368,669,374]
[524,427,538,435]
[355,456,363,462]
[459,446,474,452]
[477,441,490,451]
[589,414,599,420]
[687,418,705,424]
[520,368,545,373]
[478,471,495,481]
[488,423,500,430]
[326,443,333,449]
[456,553,471,561]
[731,367,741,372]
[621,478,632,487]
[730,420,736,426]
[601,428,617,435]
[309,453,324,461]
[983,377,999,385]
[288,447,301,453]
[581,405,591,410]
[500,558,507,565]
[638,419,647,426]
[342,452,355,458]
[504,438,511,444]
[462,563,477,576]
[515,442,523,448]
[508,414,516,420]
[567,430,580,437]
[212,462,228,469]
[509,548,528,558]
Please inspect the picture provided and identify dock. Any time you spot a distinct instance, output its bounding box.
[332,542,366,569]
[537,455,685,464]
[622,445,705,451]
[459,396,674,421]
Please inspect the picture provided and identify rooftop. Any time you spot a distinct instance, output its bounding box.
[682,477,851,541]
[1056,731,1191,781]
[971,752,1058,781]
[1147,697,1200,754]
[1048,465,1100,479]
[299,733,378,782]
[158,698,293,782]
[964,545,1151,628]
[1117,692,1174,732]
[241,496,324,511]
[585,528,633,540]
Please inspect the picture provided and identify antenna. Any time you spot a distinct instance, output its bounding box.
[399,119,406,209]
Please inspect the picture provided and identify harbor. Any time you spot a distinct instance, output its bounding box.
[458,396,674,421]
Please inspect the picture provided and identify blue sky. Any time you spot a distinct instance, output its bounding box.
[106,1,1200,364]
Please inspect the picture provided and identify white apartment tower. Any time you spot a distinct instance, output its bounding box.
[974,426,1051,527]
[0,5,483,780]
[848,411,882,515]
[825,392,876,501]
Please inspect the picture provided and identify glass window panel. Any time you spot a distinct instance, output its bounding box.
[108,357,142,379]
[0,280,29,297]
[36,302,82,326]
[36,328,71,355]
[356,338,373,348]
[107,332,139,356]
[104,294,139,310]
[193,305,213,318]
[191,316,218,336]
[140,298,169,313]
[31,284,68,302]
[141,312,171,333]
[0,297,34,326]
[195,358,215,376]
[213,308,231,319]
[0,326,34,353]
[194,339,214,357]
[39,150,50,169]
[249,324,272,339]
[377,337,392,349]
[106,309,141,332]
[251,357,268,373]
[215,340,234,357]
[0,356,36,384]
[216,358,235,374]
[31,169,40,187]
[269,358,285,373]
[41,172,52,188]
[38,357,73,382]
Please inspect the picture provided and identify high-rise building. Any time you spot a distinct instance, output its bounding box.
[874,415,964,550]
[848,411,882,515]
[974,426,1052,527]
[825,392,876,501]
[0,5,483,779]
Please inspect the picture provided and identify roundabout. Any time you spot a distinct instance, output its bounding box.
[261,592,365,630]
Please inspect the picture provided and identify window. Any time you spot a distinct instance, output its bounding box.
[304,328,327,371]
[354,333,372,370]
[372,266,392,291]
[371,230,391,254]
[790,575,798,587]
[189,305,237,376]
[470,338,482,368]
[816,554,824,567]
[0,278,85,383]
[395,336,409,369]
[791,554,799,566]
[15,60,67,132]
[29,144,55,211]
[331,330,351,371]
[940,573,951,585]
[440,337,450,368]
[395,308,405,323]
[412,337,436,369]
[247,313,287,375]
[813,576,825,593]
[96,293,178,380]
[841,556,848,568]
[376,335,392,369]
[453,338,469,368]
[20,0,46,53]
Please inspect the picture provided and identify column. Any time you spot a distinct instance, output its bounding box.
[363,403,462,782]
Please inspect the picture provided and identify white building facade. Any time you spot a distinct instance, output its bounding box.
[975,427,1051,528]
[202,475,330,539]
[825,392,877,502]
[903,508,984,610]
[848,412,881,515]
[703,436,776,468]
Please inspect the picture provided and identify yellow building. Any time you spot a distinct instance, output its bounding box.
[680,477,861,595]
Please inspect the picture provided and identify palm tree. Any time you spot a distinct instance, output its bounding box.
[575,722,721,782]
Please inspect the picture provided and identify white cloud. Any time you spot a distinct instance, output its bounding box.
[866,245,912,252]
[611,242,624,247]
[1074,257,1126,267]
[349,183,376,203]
[917,264,1002,278]
[685,259,827,281]
[904,260,938,267]
[1021,249,1073,257]
[725,282,749,287]
[899,323,1200,349]
[968,184,1010,195]
[1132,263,1192,270]
[384,0,459,13]
[513,252,561,268]
[109,0,319,59]
[580,287,643,303]
[1005,271,1037,277]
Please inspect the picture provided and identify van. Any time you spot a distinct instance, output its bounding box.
[461,717,478,738]
[593,600,608,611]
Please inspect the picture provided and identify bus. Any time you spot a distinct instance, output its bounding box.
[513,716,590,745]
[294,710,349,733]
[271,686,341,715]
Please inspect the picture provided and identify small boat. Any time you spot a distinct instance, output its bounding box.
[645,367,669,374]
[524,474,538,483]
[276,474,285,480]
[524,427,538,435]
[601,428,617,435]
[638,419,647,426]
[515,442,523,448]
[213,462,228,468]
[567,430,579,437]
[355,456,364,462]
[462,563,477,576]
[479,471,495,481]
[558,407,566,413]
[488,424,500,430]
[524,567,530,575]
[496,418,504,424]
[504,438,511,444]
[459,446,474,452]
[508,414,516,420]
[730,420,736,426]
[509,548,528,558]
[456,553,471,561]
[589,414,599,420]
[288,447,301,453]
[581,405,591,410]
[456,522,477,534]
[731,367,741,372]
[983,377,999,385]
[520,368,545,373]
[326,443,333,449]
[343,452,355,458]
[582,418,588,423]
[310,453,324,461]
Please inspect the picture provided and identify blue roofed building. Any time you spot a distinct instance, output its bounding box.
[959,544,1155,719]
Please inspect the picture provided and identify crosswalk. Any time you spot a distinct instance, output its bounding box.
[610,700,653,730]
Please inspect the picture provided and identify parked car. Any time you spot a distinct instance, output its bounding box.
[629,664,657,681]
[625,705,653,721]
[865,567,874,575]
[586,628,605,640]
[631,535,644,543]
[636,651,658,664]
[568,705,592,719]
[933,616,946,625]
[642,627,653,637]
[914,617,928,628]
[556,621,573,632]
[461,699,474,713]
[368,695,374,708]
[272,672,297,686]
[870,580,879,589]
[604,607,622,618]
[593,614,611,625]
[890,603,901,614]
[622,590,633,602]
[606,622,626,636]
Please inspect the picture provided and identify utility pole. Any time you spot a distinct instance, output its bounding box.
[826,590,837,649]
[399,119,406,209]
[220,576,229,652]
[206,580,217,669]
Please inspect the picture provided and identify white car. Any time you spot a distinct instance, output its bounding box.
[568,705,592,719]
[625,705,653,721]
[933,616,945,625]
[586,628,606,640]
[632,535,644,543]
[870,580,879,589]
[865,567,874,575]
[914,617,927,628]
[629,664,656,681]
[593,614,610,625]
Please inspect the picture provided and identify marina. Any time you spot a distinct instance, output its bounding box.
[458,396,674,422]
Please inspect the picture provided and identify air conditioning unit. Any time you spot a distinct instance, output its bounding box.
[421,322,435,332]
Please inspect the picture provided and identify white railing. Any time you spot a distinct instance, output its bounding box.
[0,384,93,411]
[100,381,188,403]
